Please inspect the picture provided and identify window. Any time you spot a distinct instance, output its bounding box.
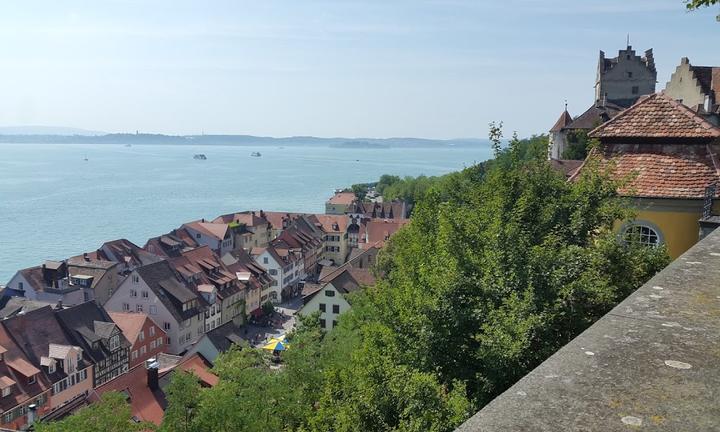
[80,369,87,380]
[48,362,55,374]
[631,86,639,95]
[627,71,633,78]
[196,233,201,239]
[131,350,138,360]
[1,387,10,397]
[28,375,35,385]
[132,275,139,284]
[624,224,660,247]
[136,304,144,313]
[130,289,137,298]
[18,282,23,290]
[263,257,269,264]
[166,337,171,345]
[139,346,147,355]
[149,326,155,336]
[157,338,163,346]
[163,322,171,330]
[320,319,326,328]
[332,304,340,314]
[138,331,145,342]
[149,305,157,315]
[319,303,326,312]
[324,290,335,297]
[109,335,120,351]
[332,320,338,328]
[122,303,130,312]
[141,291,149,298]
[269,269,277,275]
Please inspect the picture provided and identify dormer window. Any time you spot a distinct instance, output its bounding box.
[27,375,35,385]
[1,386,11,397]
[109,336,120,351]
[48,362,56,374]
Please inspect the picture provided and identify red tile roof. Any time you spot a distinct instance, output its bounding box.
[107,312,149,345]
[93,365,165,425]
[577,143,720,199]
[182,221,229,241]
[589,93,720,139]
[327,192,357,205]
[550,110,573,132]
[174,354,218,387]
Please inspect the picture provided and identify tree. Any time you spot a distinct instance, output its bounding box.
[561,130,593,160]
[685,0,720,19]
[160,371,202,432]
[35,392,155,432]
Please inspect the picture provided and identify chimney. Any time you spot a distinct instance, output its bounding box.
[146,358,159,391]
[83,252,89,262]
[55,300,63,310]
[27,404,37,425]
[201,218,205,223]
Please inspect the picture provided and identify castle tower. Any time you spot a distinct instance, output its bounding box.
[594,45,656,108]
[548,107,573,160]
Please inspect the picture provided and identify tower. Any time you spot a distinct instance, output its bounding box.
[594,45,656,108]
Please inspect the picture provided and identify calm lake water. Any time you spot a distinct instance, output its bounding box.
[0,142,491,282]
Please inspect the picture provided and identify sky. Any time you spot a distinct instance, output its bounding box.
[0,0,718,139]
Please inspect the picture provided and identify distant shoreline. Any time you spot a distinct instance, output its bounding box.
[0,133,488,148]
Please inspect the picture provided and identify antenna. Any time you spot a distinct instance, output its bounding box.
[626,33,630,48]
[564,99,568,111]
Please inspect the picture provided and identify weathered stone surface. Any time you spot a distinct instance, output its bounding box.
[456,230,720,431]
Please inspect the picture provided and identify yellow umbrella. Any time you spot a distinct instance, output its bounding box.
[262,339,288,351]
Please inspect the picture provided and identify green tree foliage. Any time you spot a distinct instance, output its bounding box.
[35,392,155,432]
[160,370,202,432]
[561,130,593,160]
[686,0,718,10]
[158,125,668,432]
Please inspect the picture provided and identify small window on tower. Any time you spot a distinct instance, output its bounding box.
[627,72,633,78]
[632,86,639,95]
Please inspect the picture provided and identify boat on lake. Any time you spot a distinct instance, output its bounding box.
[193,154,207,160]
[251,152,262,157]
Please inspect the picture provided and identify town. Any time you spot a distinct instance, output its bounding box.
[1,35,720,431]
[0,189,410,429]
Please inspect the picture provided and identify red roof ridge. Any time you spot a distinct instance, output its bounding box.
[589,92,720,139]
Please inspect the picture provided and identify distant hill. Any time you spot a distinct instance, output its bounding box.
[0,132,488,148]
[0,126,105,136]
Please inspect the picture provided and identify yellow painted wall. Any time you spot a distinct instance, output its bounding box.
[617,199,720,259]
[632,209,699,259]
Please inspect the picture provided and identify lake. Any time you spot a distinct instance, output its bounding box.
[0,142,491,282]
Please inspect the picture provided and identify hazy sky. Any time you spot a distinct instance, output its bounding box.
[0,0,717,139]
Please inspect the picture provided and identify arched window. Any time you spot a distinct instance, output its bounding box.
[624,224,660,247]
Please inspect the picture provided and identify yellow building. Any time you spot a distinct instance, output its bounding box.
[576,93,720,259]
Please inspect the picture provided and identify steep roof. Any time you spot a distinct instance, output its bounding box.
[55,302,130,364]
[182,221,229,241]
[549,159,584,179]
[550,110,574,132]
[0,324,49,414]
[92,364,165,425]
[327,191,357,205]
[204,321,246,354]
[564,102,624,131]
[589,93,720,140]
[107,312,150,345]
[135,261,205,322]
[2,306,87,382]
[578,143,720,199]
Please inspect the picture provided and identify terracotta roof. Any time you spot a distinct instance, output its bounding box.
[327,192,357,205]
[173,354,218,387]
[182,221,229,241]
[549,159,584,178]
[564,102,624,130]
[6,357,40,378]
[550,110,574,132]
[261,211,308,230]
[93,364,165,425]
[314,214,349,233]
[589,93,720,139]
[361,218,409,247]
[107,312,148,345]
[577,143,720,199]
